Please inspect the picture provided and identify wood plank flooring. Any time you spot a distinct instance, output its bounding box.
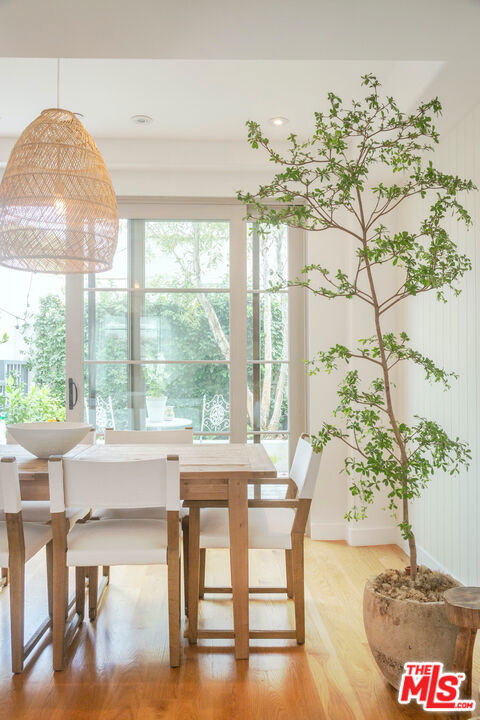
[0,539,477,720]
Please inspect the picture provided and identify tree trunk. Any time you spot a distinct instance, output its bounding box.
[357,190,417,579]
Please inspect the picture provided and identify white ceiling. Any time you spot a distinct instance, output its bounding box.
[0,0,479,142]
[0,0,478,195]
[0,0,479,62]
[0,59,445,141]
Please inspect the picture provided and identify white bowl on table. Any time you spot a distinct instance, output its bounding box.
[7,422,92,458]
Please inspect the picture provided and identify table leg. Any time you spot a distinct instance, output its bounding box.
[228,476,249,660]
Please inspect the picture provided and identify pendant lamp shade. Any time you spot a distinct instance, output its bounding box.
[0,108,118,273]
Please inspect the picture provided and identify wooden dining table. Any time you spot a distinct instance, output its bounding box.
[0,441,277,660]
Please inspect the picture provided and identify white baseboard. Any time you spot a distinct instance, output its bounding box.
[309,521,399,546]
[311,525,461,580]
[397,539,460,582]
[416,545,459,580]
[346,524,399,547]
[309,522,346,541]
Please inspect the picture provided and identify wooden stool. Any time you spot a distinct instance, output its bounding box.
[444,587,480,698]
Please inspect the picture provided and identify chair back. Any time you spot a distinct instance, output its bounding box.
[48,455,180,513]
[0,458,22,514]
[105,428,193,444]
[290,435,322,500]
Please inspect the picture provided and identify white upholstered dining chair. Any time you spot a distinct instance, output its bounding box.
[94,431,191,518]
[94,427,193,609]
[0,457,53,673]
[96,427,192,522]
[97,427,192,517]
[48,454,182,669]
[185,435,322,644]
[1,430,94,581]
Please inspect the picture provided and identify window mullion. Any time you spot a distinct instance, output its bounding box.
[229,206,247,443]
[252,226,261,443]
[87,272,96,427]
[288,226,307,462]
[128,219,145,430]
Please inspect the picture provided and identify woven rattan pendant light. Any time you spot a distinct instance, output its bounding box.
[0,63,118,273]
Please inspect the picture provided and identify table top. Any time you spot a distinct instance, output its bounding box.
[0,442,277,481]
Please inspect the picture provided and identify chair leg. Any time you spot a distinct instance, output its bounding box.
[51,512,68,672]
[52,553,67,671]
[167,514,181,668]
[285,549,294,599]
[292,535,305,645]
[46,541,53,619]
[182,515,189,616]
[75,568,86,619]
[64,556,69,620]
[9,554,25,673]
[199,548,206,599]
[87,567,98,621]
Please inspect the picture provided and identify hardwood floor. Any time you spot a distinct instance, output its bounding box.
[0,539,477,719]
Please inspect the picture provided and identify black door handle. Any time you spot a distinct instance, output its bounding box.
[68,378,78,410]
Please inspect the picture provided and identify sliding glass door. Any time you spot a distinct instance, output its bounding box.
[65,200,306,470]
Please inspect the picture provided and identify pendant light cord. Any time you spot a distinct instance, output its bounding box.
[57,58,60,108]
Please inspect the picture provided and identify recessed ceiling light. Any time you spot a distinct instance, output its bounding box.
[270,116,289,127]
[131,114,153,126]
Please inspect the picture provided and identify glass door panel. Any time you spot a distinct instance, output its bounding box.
[83,218,231,438]
[0,268,65,440]
[144,220,230,288]
[140,293,230,361]
[247,224,289,485]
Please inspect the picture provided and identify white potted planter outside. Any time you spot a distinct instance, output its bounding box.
[146,395,167,423]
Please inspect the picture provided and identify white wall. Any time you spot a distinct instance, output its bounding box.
[403,103,480,585]
[0,137,276,199]
[307,98,480,560]
[306,219,400,546]
[307,228,350,541]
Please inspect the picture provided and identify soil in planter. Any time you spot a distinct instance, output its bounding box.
[372,566,459,602]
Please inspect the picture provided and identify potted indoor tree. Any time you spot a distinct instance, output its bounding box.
[238,75,473,688]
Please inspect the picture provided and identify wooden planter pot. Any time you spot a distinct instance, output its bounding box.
[363,578,459,689]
